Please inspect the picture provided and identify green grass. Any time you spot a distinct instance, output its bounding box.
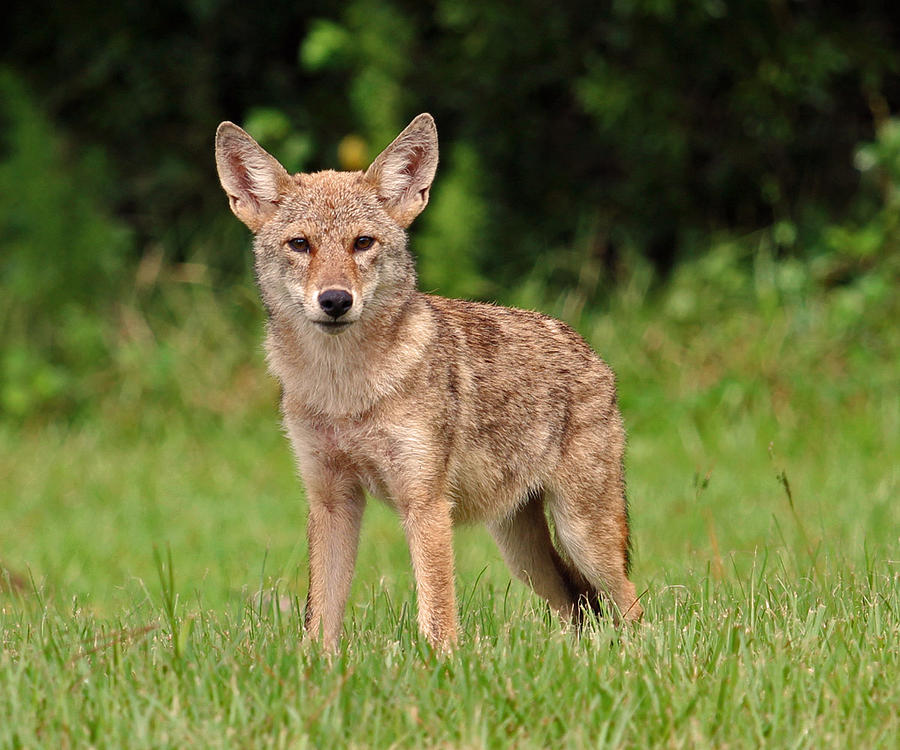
[3,562,897,748]
[2,263,898,747]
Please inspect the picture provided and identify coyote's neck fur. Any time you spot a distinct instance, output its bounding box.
[264,286,432,418]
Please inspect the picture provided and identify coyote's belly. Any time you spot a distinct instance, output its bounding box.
[351,441,550,525]
[443,417,561,524]
[305,407,558,525]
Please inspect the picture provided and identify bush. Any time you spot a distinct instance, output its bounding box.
[0,71,132,417]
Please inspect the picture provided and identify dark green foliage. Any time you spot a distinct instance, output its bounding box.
[1,1,899,419]
[4,0,899,273]
[0,71,131,417]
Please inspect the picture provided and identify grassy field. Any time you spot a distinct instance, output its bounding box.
[2,260,898,748]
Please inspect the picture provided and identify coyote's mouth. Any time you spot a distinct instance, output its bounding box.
[313,320,353,334]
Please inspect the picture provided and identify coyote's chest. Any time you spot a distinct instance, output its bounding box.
[288,409,437,512]
[321,416,388,496]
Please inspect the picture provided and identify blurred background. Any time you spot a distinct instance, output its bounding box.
[2,0,899,420]
[1,1,898,605]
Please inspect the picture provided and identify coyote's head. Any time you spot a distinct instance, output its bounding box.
[215,114,438,334]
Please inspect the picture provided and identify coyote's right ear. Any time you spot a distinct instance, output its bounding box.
[215,122,294,233]
[365,113,439,228]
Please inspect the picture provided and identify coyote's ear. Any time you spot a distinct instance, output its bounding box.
[365,113,438,228]
[215,122,294,232]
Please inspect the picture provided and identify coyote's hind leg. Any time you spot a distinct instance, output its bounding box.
[487,490,581,620]
[547,457,643,624]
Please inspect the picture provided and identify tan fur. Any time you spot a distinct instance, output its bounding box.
[215,113,642,650]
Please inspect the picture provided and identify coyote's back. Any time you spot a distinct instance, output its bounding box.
[215,113,642,650]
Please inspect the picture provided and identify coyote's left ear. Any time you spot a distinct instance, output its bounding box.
[215,122,295,233]
[365,113,438,228]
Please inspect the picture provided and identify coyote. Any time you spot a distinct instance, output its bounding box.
[215,113,642,650]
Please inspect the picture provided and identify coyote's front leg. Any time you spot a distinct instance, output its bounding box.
[402,494,458,649]
[304,480,365,651]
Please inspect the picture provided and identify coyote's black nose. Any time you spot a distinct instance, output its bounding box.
[318,289,353,319]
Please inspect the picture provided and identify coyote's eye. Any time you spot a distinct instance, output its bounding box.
[354,236,374,251]
[287,237,310,253]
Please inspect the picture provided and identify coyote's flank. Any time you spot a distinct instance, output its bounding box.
[215,113,642,650]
